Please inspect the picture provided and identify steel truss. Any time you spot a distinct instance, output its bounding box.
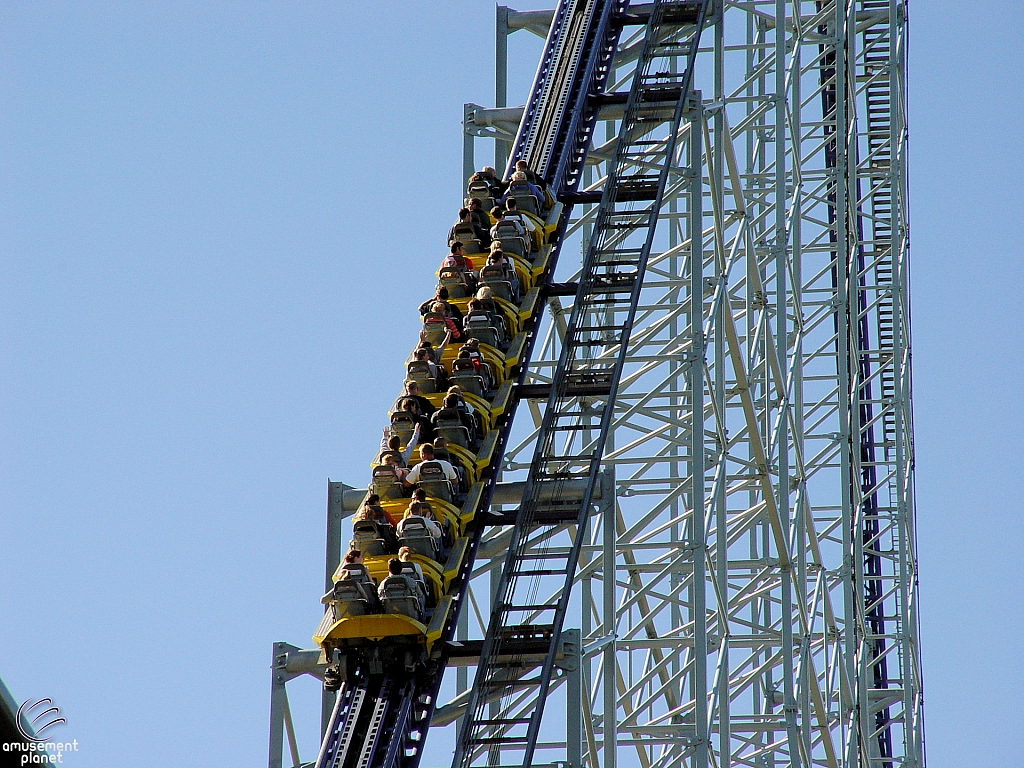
[451,2,920,768]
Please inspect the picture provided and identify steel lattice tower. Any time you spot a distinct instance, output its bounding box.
[453,2,921,767]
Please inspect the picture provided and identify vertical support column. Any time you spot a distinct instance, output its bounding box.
[711,4,730,764]
[464,103,476,190]
[597,77,619,768]
[773,2,800,763]
[457,587,469,695]
[565,629,583,768]
[599,63,619,768]
[890,2,920,763]
[581,507,594,722]
[269,643,287,768]
[667,52,682,687]
[269,642,306,768]
[790,10,812,764]
[742,15,766,761]
[847,1,874,760]
[688,94,709,768]
[326,481,347,592]
[601,470,616,768]
[496,5,510,174]
[752,19,774,764]
[283,694,302,768]
[832,2,859,764]
[488,543,502,768]
[324,481,348,737]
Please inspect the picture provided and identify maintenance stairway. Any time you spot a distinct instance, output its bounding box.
[453,2,708,765]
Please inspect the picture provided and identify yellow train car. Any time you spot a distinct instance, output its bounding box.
[312,188,560,682]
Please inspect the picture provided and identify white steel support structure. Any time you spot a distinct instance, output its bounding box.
[452,2,920,768]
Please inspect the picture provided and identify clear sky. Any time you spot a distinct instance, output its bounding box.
[1,2,1021,767]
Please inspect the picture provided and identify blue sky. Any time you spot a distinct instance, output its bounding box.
[1,2,1021,767]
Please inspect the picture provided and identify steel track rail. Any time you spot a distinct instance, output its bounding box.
[509,0,625,187]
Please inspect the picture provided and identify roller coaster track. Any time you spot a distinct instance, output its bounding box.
[295,3,923,768]
[314,1,631,766]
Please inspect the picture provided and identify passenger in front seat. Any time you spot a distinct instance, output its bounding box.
[502,198,538,248]
[514,159,543,189]
[356,493,390,523]
[456,338,495,389]
[485,250,520,300]
[352,496,399,553]
[448,207,491,249]
[428,302,464,342]
[501,171,544,209]
[475,166,505,198]
[397,546,428,587]
[403,444,459,488]
[445,384,477,420]
[419,286,464,329]
[382,452,410,483]
[410,488,434,519]
[380,424,421,467]
[468,197,492,233]
[432,393,479,444]
[412,486,452,547]
[397,500,443,541]
[441,241,478,278]
[377,558,426,620]
[400,380,437,418]
[514,160,553,213]
[401,398,436,443]
[335,550,381,607]
[413,347,445,385]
